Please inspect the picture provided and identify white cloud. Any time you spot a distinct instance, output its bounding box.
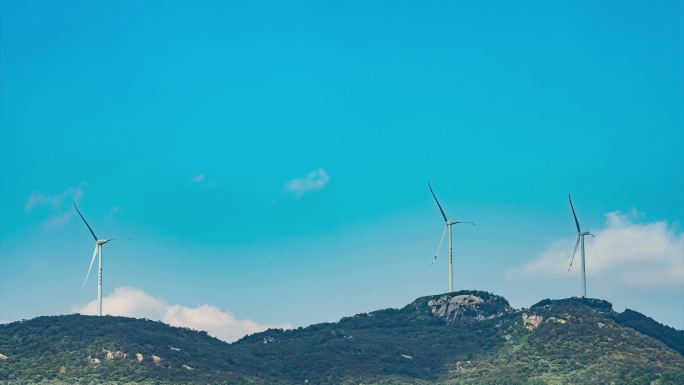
[190,174,205,183]
[75,287,167,319]
[190,174,216,188]
[510,210,684,288]
[25,183,87,230]
[106,206,121,221]
[30,257,49,269]
[74,287,290,342]
[284,168,330,198]
[25,183,86,212]
[42,212,73,230]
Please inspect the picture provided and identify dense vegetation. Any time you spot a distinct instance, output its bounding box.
[1,291,682,384]
[0,315,254,385]
[613,308,684,355]
[447,298,684,384]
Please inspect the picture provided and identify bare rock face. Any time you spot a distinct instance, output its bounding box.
[547,316,567,325]
[456,360,475,373]
[105,350,125,360]
[424,291,513,324]
[152,355,162,365]
[522,313,543,331]
[135,353,144,362]
[0,353,7,360]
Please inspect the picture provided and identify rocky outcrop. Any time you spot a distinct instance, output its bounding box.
[547,316,567,325]
[105,350,125,360]
[152,355,162,365]
[0,353,7,360]
[455,360,475,373]
[422,291,514,324]
[136,353,144,362]
[522,313,543,331]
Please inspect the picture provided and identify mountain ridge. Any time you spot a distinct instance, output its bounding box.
[1,290,683,384]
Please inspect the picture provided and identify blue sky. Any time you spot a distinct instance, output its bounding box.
[1,1,683,334]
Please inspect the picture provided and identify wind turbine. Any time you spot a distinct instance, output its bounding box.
[73,201,126,316]
[567,194,595,298]
[428,182,474,292]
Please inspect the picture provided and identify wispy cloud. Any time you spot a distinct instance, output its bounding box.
[25,183,87,230]
[42,212,73,230]
[74,287,291,342]
[284,168,330,198]
[190,174,216,188]
[106,206,121,221]
[25,183,85,212]
[508,210,684,288]
[30,257,49,269]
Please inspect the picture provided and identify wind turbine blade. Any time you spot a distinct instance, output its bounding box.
[104,237,133,242]
[73,201,98,241]
[431,225,448,265]
[568,194,581,233]
[589,233,596,239]
[567,235,581,271]
[82,244,99,288]
[428,181,448,222]
[455,221,475,226]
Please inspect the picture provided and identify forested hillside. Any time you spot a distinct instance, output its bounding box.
[1,291,682,385]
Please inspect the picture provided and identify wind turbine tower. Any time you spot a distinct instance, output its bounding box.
[567,194,595,298]
[428,182,474,292]
[73,202,126,316]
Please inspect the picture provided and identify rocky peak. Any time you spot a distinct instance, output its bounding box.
[416,290,514,324]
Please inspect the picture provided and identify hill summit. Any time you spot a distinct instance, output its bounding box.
[1,290,683,384]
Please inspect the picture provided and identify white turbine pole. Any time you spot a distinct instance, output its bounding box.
[580,234,586,298]
[74,202,127,317]
[448,223,453,292]
[98,244,103,316]
[428,182,474,293]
